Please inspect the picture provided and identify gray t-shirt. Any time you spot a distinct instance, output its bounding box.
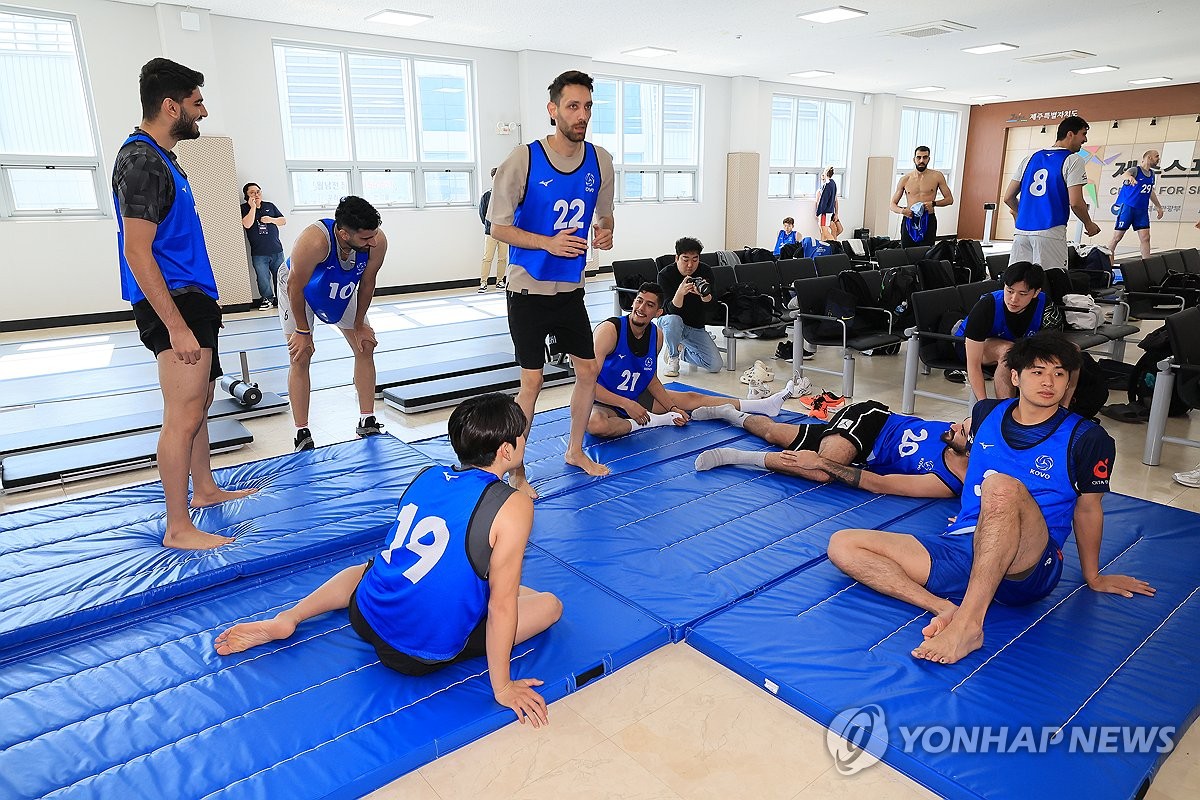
[487,136,615,295]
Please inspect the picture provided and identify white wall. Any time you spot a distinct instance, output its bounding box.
[1,1,966,324]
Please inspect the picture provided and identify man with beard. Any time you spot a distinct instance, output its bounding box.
[278,196,388,451]
[1108,149,1164,259]
[694,401,970,499]
[113,58,256,550]
[891,146,954,248]
[487,70,616,497]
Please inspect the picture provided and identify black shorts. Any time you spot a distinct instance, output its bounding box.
[132,290,223,382]
[347,568,488,677]
[598,388,655,418]
[787,400,891,462]
[506,288,596,369]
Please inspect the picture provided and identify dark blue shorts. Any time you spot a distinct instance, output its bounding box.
[923,532,1063,606]
[1114,205,1151,231]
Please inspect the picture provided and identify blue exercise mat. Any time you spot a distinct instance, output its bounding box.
[0,546,669,800]
[687,493,1200,800]
[0,435,432,655]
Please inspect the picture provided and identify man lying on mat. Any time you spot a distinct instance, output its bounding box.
[827,332,1153,665]
[216,393,562,727]
[694,401,969,499]
[586,282,800,438]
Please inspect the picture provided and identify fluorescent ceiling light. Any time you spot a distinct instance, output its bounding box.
[365,9,433,26]
[1071,65,1118,74]
[907,86,945,93]
[971,95,1007,102]
[798,6,867,23]
[1129,76,1172,85]
[963,43,1017,55]
[621,46,676,58]
[790,70,834,79]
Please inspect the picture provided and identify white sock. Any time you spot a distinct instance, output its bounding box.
[636,411,684,429]
[296,424,310,432]
[359,414,373,425]
[691,404,749,427]
[695,448,768,471]
[739,382,792,417]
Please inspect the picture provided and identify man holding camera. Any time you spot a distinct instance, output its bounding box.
[657,237,722,376]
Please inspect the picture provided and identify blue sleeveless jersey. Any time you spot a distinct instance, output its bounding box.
[508,140,601,282]
[115,133,218,304]
[773,229,796,256]
[289,220,370,324]
[952,399,1083,548]
[953,290,1046,341]
[867,414,963,494]
[1016,149,1073,231]
[598,317,658,401]
[354,466,499,660]
[1113,167,1155,213]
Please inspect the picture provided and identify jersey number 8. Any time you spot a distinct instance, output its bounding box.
[380,503,449,584]
[1027,168,1049,198]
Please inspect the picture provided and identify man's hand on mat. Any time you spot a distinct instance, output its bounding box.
[1088,573,1156,598]
[169,327,202,365]
[496,679,548,728]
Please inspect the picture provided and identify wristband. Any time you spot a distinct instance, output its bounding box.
[293,328,312,335]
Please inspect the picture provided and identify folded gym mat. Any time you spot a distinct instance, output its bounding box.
[0,435,432,655]
[0,546,669,800]
[687,493,1200,800]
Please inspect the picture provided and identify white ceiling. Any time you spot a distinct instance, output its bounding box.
[129,0,1196,105]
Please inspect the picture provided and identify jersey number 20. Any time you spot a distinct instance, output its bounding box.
[380,503,448,584]
[553,199,586,231]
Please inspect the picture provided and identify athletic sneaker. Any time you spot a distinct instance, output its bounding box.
[803,348,816,360]
[477,283,488,293]
[294,428,315,452]
[664,354,681,377]
[775,341,793,362]
[258,298,273,311]
[356,415,385,437]
[1173,465,1200,488]
[796,394,831,421]
[789,375,814,398]
[746,378,772,400]
[496,278,507,291]
[817,391,847,411]
[740,360,775,385]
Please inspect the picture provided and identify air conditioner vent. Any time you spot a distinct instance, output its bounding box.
[1018,50,1095,64]
[887,20,974,38]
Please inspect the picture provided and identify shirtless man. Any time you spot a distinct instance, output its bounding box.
[891,146,954,248]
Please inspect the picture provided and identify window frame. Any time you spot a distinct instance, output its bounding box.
[273,41,476,211]
[767,93,852,201]
[895,106,960,189]
[592,75,702,204]
[0,6,106,220]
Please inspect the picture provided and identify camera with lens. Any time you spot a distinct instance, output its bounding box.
[687,275,710,295]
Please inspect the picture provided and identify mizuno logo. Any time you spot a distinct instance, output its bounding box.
[978,442,995,449]
[443,472,460,481]
[539,179,554,187]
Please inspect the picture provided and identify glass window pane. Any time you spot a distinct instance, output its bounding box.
[622,170,658,201]
[348,53,410,161]
[8,166,97,210]
[769,95,796,167]
[423,170,471,204]
[767,172,791,198]
[591,78,619,156]
[793,172,817,197]
[794,101,820,167]
[621,82,659,164]
[823,101,850,168]
[662,171,694,200]
[0,12,96,158]
[833,171,846,197]
[415,60,471,162]
[662,84,698,165]
[291,170,349,207]
[898,108,917,162]
[275,46,349,161]
[914,110,936,155]
[362,170,414,206]
[934,112,957,169]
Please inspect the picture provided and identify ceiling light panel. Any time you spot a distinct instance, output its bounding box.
[621,46,676,58]
[365,9,433,26]
[963,43,1017,54]
[798,6,867,24]
[1018,50,1094,64]
[1071,65,1118,74]
[790,70,834,79]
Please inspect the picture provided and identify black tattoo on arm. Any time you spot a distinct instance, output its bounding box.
[820,459,862,488]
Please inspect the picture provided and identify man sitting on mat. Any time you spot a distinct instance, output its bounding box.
[694,401,969,499]
[216,393,562,727]
[827,332,1153,666]
[279,195,388,452]
[588,283,800,438]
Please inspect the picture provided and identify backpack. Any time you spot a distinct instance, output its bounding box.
[838,270,878,308]
[880,267,918,329]
[955,240,987,283]
[1128,326,1189,417]
[717,250,742,267]
[719,283,777,330]
[801,237,835,259]
[926,239,958,264]
[779,241,802,260]
[1062,293,1104,330]
[742,246,776,264]
[917,258,958,290]
[615,271,647,311]
[813,287,860,341]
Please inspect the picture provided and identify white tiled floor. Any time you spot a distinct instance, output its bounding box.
[3,275,1197,799]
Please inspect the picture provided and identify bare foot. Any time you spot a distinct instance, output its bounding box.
[191,486,259,509]
[508,466,540,499]
[214,616,297,655]
[162,523,234,550]
[565,450,610,477]
[911,617,984,664]
[920,603,959,641]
